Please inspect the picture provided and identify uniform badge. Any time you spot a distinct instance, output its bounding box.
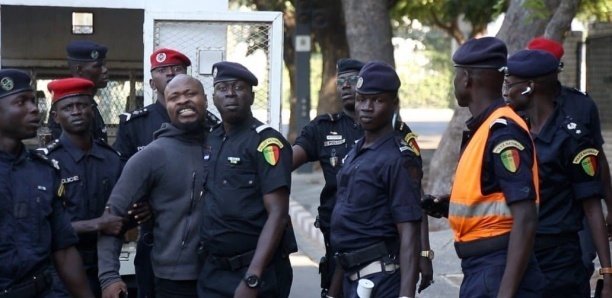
[156,52,167,63]
[257,137,284,166]
[493,140,524,173]
[228,157,241,165]
[403,133,421,156]
[61,175,80,184]
[212,67,218,78]
[356,77,363,89]
[57,182,65,197]
[492,140,525,153]
[91,50,99,60]
[0,77,14,91]
[330,148,338,167]
[572,148,599,176]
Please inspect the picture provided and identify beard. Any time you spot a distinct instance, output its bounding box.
[174,118,206,134]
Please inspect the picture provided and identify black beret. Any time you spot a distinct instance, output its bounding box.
[506,49,559,78]
[452,37,507,70]
[212,61,258,86]
[66,40,108,62]
[0,69,33,99]
[337,58,365,75]
[355,61,400,94]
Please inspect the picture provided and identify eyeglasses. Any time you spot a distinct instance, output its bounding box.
[337,75,359,86]
[153,65,187,74]
[503,80,530,89]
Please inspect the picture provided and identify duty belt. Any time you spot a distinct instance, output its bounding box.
[348,260,399,281]
[208,250,255,271]
[454,233,510,259]
[0,267,51,298]
[335,242,392,271]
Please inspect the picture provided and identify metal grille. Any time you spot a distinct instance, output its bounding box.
[153,20,273,122]
[36,79,144,125]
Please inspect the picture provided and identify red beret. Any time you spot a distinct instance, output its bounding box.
[48,78,94,104]
[150,48,191,70]
[527,37,564,60]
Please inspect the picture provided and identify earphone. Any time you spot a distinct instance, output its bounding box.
[521,87,532,95]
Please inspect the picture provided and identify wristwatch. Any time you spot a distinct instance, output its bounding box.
[244,274,261,288]
[420,250,435,260]
[599,267,612,275]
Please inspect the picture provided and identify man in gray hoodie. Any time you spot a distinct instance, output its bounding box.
[98,75,209,298]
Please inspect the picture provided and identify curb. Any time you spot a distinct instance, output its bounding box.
[289,198,324,247]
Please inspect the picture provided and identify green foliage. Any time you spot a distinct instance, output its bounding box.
[578,0,612,22]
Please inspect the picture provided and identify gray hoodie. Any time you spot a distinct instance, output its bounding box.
[98,123,206,289]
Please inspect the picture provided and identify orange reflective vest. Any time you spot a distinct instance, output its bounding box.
[449,106,539,243]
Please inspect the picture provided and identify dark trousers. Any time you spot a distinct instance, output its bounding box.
[342,266,400,298]
[153,278,197,298]
[320,224,337,291]
[460,250,545,298]
[135,230,155,298]
[535,240,590,298]
[578,218,597,281]
[197,256,292,298]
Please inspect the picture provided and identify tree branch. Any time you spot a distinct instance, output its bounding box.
[544,0,581,41]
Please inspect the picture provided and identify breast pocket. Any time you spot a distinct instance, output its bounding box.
[218,163,259,218]
[14,186,53,243]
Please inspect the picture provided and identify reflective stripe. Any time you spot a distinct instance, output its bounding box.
[449,200,511,218]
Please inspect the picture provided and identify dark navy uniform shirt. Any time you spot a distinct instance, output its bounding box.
[294,112,418,230]
[49,100,107,143]
[557,85,604,147]
[113,101,221,161]
[40,135,123,254]
[200,117,292,257]
[534,107,602,235]
[330,132,422,253]
[0,146,78,290]
[462,99,537,205]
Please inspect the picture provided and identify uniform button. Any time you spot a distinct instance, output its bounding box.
[248,180,253,185]
[223,180,228,185]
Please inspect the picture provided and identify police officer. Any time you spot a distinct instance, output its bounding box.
[112,47,204,298]
[0,69,93,297]
[41,78,125,297]
[293,58,433,296]
[423,37,544,297]
[98,75,210,298]
[198,61,295,298]
[325,61,422,298]
[527,37,612,284]
[48,40,110,142]
[505,49,612,297]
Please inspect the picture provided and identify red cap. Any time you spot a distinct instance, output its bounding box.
[48,78,94,104]
[527,37,564,60]
[150,48,191,70]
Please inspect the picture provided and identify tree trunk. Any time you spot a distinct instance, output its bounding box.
[544,0,581,41]
[341,0,396,66]
[283,11,300,143]
[425,0,580,198]
[313,0,350,114]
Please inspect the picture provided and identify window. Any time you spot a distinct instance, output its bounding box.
[72,12,93,34]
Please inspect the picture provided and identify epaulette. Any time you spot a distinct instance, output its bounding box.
[30,150,60,171]
[314,113,340,123]
[489,118,508,130]
[569,87,588,97]
[561,115,585,139]
[254,123,274,134]
[206,111,221,126]
[398,132,421,156]
[119,107,149,123]
[95,138,122,157]
[35,139,62,155]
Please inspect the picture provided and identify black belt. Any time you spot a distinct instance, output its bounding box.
[0,267,52,298]
[335,242,393,271]
[535,233,578,250]
[454,233,510,259]
[208,250,255,271]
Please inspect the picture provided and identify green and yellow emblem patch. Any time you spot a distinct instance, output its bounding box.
[493,139,524,173]
[257,137,284,166]
[572,148,599,176]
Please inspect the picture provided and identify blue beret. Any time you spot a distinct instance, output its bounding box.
[355,61,400,94]
[337,58,364,74]
[506,50,559,78]
[66,40,108,62]
[452,37,507,70]
[0,69,33,99]
[212,61,258,86]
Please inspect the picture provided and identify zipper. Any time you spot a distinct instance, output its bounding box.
[180,171,197,248]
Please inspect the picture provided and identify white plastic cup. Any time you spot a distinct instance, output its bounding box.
[356,278,374,298]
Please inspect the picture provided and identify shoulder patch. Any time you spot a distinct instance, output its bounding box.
[573,148,599,176]
[257,137,284,166]
[492,140,525,153]
[402,132,420,156]
[119,107,149,123]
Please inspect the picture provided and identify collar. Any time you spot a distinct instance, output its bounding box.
[0,143,27,164]
[533,105,562,144]
[59,134,104,162]
[212,116,259,138]
[465,98,506,132]
[355,130,396,152]
[152,101,171,121]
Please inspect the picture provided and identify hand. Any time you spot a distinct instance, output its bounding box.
[601,276,612,298]
[421,194,450,218]
[102,281,128,298]
[418,257,434,293]
[127,202,152,224]
[98,207,124,235]
[234,281,257,298]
